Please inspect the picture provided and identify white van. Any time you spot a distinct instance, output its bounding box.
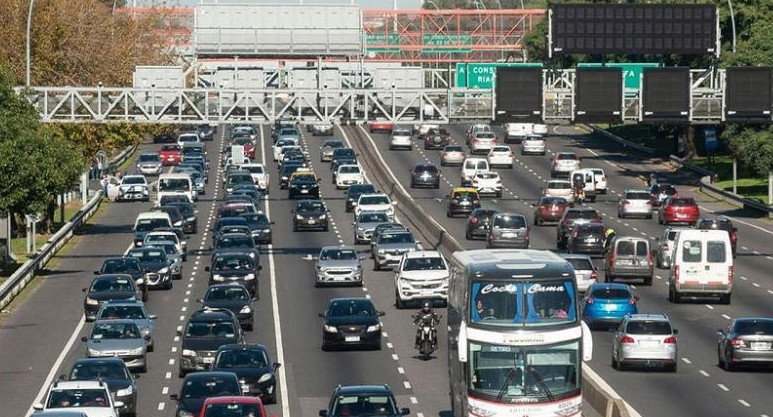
[157,173,196,205]
[668,229,733,304]
[461,157,489,186]
[570,169,597,203]
[133,211,173,246]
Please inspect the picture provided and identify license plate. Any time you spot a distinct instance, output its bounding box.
[641,340,660,348]
[345,336,360,342]
[502,233,516,238]
[617,260,633,265]
[203,357,215,363]
[585,238,597,243]
[308,220,316,225]
[752,342,770,351]
[301,189,309,193]
[604,304,616,311]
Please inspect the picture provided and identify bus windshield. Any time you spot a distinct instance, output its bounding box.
[469,279,577,327]
[159,178,190,192]
[469,340,580,402]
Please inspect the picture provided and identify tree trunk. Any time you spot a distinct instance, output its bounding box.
[44,197,57,234]
[684,125,698,160]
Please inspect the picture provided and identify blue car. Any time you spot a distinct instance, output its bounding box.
[581,283,639,328]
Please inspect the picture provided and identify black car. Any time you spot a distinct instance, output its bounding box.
[198,124,215,141]
[159,194,191,206]
[242,212,274,245]
[166,201,198,234]
[199,283,255,330]
[206,252,261,297]
[67,358,137,417]
[288,174,321,199]
[228,188,262,209]
[697,217,738,257]
[423,128,451,150]
[331,148,357,165]
[212,344,281,404]
[83,274,142,321]
[97,258,148,302]
[557,208,603,249]
[293,199,329,232]
[127,247,173,290]
[410,163,441,189]
[226,172,256,194]
[212,217,249,244]
[319,297,384,351]
[320,385,410,417]
[170,371,242,417]
[465,208,499,240]
[648,183,678,207]
[178,309,244,377]
[566,222,607,257]
[151,206,185,230]
[153,133,175,144]
[345,183,377,212]
[279,163,304,189]
[213,232,260,262]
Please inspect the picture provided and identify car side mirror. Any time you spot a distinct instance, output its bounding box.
[319,411,329,417]
[270,221,276,225]
[93,271,100,275]
[634,296,640,302]
[33,404,44,411]
[257,265,263,270]
[149,314,158,320]
[717,329,724,335]
[318,312,326,318]
[392,201,397,206]
[400,408,411,415]
[273,362,282,370]
[378,311,386,317]
[80,336,88,342]
[204,266,210,272]
[673,329,679,334]
[58,374,67,381]
[82,287,88,292]
[144,334,151,341]
[169,394,179,401]
[733,227,738,232]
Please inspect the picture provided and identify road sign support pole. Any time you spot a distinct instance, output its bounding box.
[768,171,772,206]
[25,216,31,255]
[733,158,737,195]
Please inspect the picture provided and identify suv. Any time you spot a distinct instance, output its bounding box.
[487,212,530,249]
[206,252,260,297]
[353,211,391,245]
[612,313,678,372]
[67,358,137,417]
[465,208,499,240]
[697,217,738,257]
[557,208,602,249]
[170,372,242,417]
[292,199,329,232]
[605,237,654,286]
[618,189,653,219]
[34,380,121,416]
[446,187,480,218]
[178,308,244,377]
[566,222,606,257]
[423,128,451,150]
[550,152,581,178]
[319,385,410,417]
[199,283,255,330]
[372,229,419,271]
[410,163,440,189]
[394,251,449,309]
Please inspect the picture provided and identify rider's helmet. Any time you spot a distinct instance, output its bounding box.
[421,301,432,313]
[605,228,616,238]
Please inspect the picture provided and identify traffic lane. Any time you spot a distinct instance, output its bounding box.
[271,127,412,417]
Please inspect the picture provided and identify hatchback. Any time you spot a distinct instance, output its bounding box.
[543,180,573,202]
[533,196,568,226]
[423,128,450,150]
[561,254,597,293]
[410,163,441,189]
[618,189,653,219]
[465,208,499,240]
[472,171,503,198]
[470,131,498,154]
[550,152,581,178]
[566,223,606,257]
[605,237,654,285]
[658,196,700,226]
[486,146,514,169]
[440,145,465,166]
[345,184,377,213]
[487,213,530,249]
[320,385,410,417]
[447,188,480,217]
[717,317,773,371]
[612,313,678,372]
[697,217,738,257]
[581,283,639,328]
[198,396,268,417]
[557,208,603,249]
[170,372,242,417]
[649,183,678,207]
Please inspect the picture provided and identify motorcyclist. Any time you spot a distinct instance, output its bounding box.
[604,228,616,252]
[414,301,441,349]
[646,172,657,187]
[572,173,585,204]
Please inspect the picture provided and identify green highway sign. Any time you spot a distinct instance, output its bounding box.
[456,62,543,89]
[366,34,400,52]
[422,34,472,53]
[577,63,661,90]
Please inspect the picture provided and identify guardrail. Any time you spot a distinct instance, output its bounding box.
[586,124,656,155]
[348,124,640,417]
[107,145,136,173]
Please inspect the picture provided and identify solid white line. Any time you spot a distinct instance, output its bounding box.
[260,126,290,417]
[26,316,86,416]
[699,370,710,377]
[738,399,751,407]
[718,384,729,392]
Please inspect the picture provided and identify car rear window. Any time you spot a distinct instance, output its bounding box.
[567,258,593,270]
[666,231,678,241]
[539,197,566,205]
[626,191,650,200]
[735,320,773,335]
[636,241,649,256]
[616,241,635,256]
[591,288,630,299]
[549,181,571,189]
[557,153,578,160]
[671,197,696,206]
[707,241,727,263]
[493,215,526,229]
[626,321,672,335]
[682,240,702,262]
[566,210,599,220]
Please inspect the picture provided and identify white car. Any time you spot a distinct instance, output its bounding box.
[310,122,334,136]
[177,133,200,148]
[355,193,395,219]
[335,164,365,189]
[472,171,503,197]
[466,123,491,146]
[589,168,608,194]
[272,139,299,161]
[522,135,547,155]
[34,380,121,417]
[470,131,498,155]
[503,122,533,143]
[394,250,450,309]
[440,145,466,166]
[543,180,573,202]
[550,152,582,178]
[240,163,269,193]
[143,231,186,261]
[487,146,514,169]
[117,175,150,202]
[461,157,489,186]
[389,128,413,150]
[414,122,440,138]
[532,123,548,136]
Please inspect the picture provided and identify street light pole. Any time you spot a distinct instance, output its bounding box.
[727,0,737,53]
[25,0,36,86]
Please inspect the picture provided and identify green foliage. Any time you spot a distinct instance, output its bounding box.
[722,125,773,177]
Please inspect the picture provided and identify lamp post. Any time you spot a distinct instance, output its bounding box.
[25,0,36,86]
[727,0,737,53]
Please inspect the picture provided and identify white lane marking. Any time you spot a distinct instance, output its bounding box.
[403,381,411,389]
[397,367,405,374]
[753,283,761,288]
[699,370,710,377]
[738,399,750,407]
[391,354,399,361]
[158,402,165,411]
[706,305,715,310]
[387,342,394,348]
[768,290,773,295]
[171,347,178,353]
[681,357,691,364]
[165,372,172,379]
[722,314,732,320]
[25,316,86,416]
[754,251,761,255]
[162,387,169,395]
[740,276,748,281]
[410,397,418,404]
[718,384,729,392]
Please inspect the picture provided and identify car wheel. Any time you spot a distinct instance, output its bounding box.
[719,293,731,305]
[139,364,147,374]
[668,363,677,373]
[446,210,452,218]
[643,275,653,286]
[374,262,381,271]
[293,224,298,232]
[722,350,735,371]
[321,341,330,351]
[440,161,446,166]
[465,230,472,240]
[178,368,186,378]
[434,183,440,189]
[166,279,173,290]
[496,191,502,198]
[410,182,415,188]
[395,292,406,309]
[142,291,148,302]
[245,322,254,331]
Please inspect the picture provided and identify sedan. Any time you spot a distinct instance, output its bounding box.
[486,146,514,169]
[293,199,329,232]
[533,196,568,226]
[368,118,394,133]
[96,300,156,352]
[543,180,573,202]
[127,247,173,290]
[440,145,465,166]
[242,213,274,245]
[410,163,440,189]
[561,254,597,293]
[67,358,137,417]
[320,139,345,162]
[717,317,773,371]
[550,152,581,178]
[199,283,255,330]
[83,274,142,321]
[658,196,700,226]
[389,128,413,150]
[320,297,384,351]
[136,153,163,176]
[81,320,149,373]
[465,208,498,240]
[206,252,260,297]
[353,211,391,245]
[581,283,639,329]
[315,246,363,287]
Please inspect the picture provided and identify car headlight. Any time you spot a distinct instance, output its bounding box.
[86,297,99,306]
[239,305,252,314]
[212,274,224,281]
[258,373,272,383]
[128,346,145,355]
[319,214,326,219]
[182,349,197,357]
[323,325,338,333]
[357,227,365,232]
[263,228,271,233]
[87,347,102,356]
[366,323,381,332]
[116,386,133,397]
[186,216,196,222]
[177,409,195,417]
[142,327,151,337]
[173,220,183,227]
[378,249,386,254]
[158,267,169,275]
[244,273,255,280]
[296,214,304,220]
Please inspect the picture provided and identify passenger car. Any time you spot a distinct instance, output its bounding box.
[389,128,413,150]
[521,135,547,155]
[116,175,149,202]
[355,194,395,219]
[240,163,269,194]
[345,184,376,212]
[372,229,419,271]
[319,385,410,417]
[566,222,606,257]
[460,157,489,186]
[446,187,480,218]
[136,152,163,176]
[471,171,502,197]
[288,171,320,199]
[465,208,498,240]
[166,201,198,235]
[293,199,329,232]
[550,152,581,178]
[581,283,639,328]
[335,164,364,189]
[618,189,653,219]
[199,284,255,330]
[320,139,345,162]
[612,313,678,372]
[533,196,568,226]
[409,163,440,188]
[543,180,573,202]
[242,213,273,245]
[319,298,384,350]
[368,118,394,133]
[649,183,678,207]
[556,208,602,249]
[717,317,773,371]
[311,122,334,136]
[560,254,597,293]
[178,309,244,377]
[440,145,465,166]
[159,144,182,165]
[206,252,260,297]
[198,396,268,417]
[353,211,390,244]
[127,247,173,290]
[697,217,738,257]
[605,237,653,285]
[486,146,514,168]
[315,246,363,287]
[95,300,156,352]
[469,131,498,155]
[81,320,149,372]
[658,196,700,226]
[589,168,607,194]
[67,358,137,417]
[466,123,491,146]
[34,380,121,417]
[83,274,144,321]
[394,251,449,309]
[423,128,450,150]
[170,372,242,417]
[486,212,530,249]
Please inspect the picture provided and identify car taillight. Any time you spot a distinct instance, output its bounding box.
[525,232,530,241]
[590,270,598,281]
[620,336,636,344]
[674,265,680,282]
[664,336,677,344]
[452,199,459,204]
[728,265,733,284]
[473,199,480,204]
[487,232,493,241]
[623,200,630,205]
[496,180,502,184]
[609,252,615,266]
[731,339,747,348]
[471,217,479,224]
[585,296,594,305]
[629,297,637,305]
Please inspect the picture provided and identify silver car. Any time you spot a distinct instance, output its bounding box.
[373,229,420,271]
[561,254,598,293]
[521,135,547,155]
[145,242,183,280]
[440,145,465,166]
[612,313,678,372]
[486,213,530,249]
[389,128,413,150]
[320,139,344,162]
[95,301,156,352]
[314,246,363,286]
[82,320,149,373]
[618,189,653,219]
[353,211,391,244]
[550,152,581,178]
[136,153,163,176]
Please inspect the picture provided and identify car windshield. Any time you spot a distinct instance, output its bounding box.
[47,388,111,408]
[323,141,344,149]
[185,321,237,339]
[493,215,526,229]
[331,394,397,417]
[698,219,732,231]
[182,376,240,399]
[279,128,298,136]
[136,218,170,232]
[566,258,593,271]
[359,212,389,223]
[162,145,180,151]
[557,153,578,160]
[445,146,463,152]
[540,197,566,205]
[169,204,194,218]
[215,349,268,368]
[203,403,262,417]
[159,178,190,192]
[92,322,141,340]
[206,286,250,302]
[470,279,577,327]
[328,300,376,317]
[548,182,571,190]
[492,147,510,152]
[139,154,160,163]
[379,233,414,244]
[243,214,270,227]
[658,185,677,195]
[734,320,773,335]
[228,174,254,185]
[292,175,316,183]
[476,132,496,139]
[320,248,358,261]
[591,288,631,300]
[233,138,252,146]
[670,198,696,206]
[216,235,254,249]
[99,305,147,320]
[243,165,264,174]
[101,259,141,275]
[160,195,190,205]
[393,129,411,136]
[213,256,254,270]
[122,177,145,185]
[334,149,356,158]
[91,277,132,294]
[339,166,360,174]
[298,202,324,212]
[403,257,446,271]
[70,361,129,381]
[129,250,166,263]
[626,321,673,335]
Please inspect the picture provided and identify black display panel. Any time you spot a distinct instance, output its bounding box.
[642,67,690,122]
[495,67,542,123]
[575,67,623,124]
[725,67,772,122]
[551,4,717,55]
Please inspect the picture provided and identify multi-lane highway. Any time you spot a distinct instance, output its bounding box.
[1,121,772,417]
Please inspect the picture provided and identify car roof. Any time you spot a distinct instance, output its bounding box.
[202,396,262,405]
[189,308,236,322]
[590,283,632,291]
[321,245,357,251]
[560,253,593,261]
[72,357,126,366]
[329,297,374,304]
[404,250,442,259]
[50,380,108,390]
[218,343,269,352]
[93,318,137,325]
[93,273,134,281]
[183,371,239,381]
[626,313,670,322]
[335,385,393,395]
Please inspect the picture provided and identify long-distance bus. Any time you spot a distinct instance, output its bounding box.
[448,249,593,417]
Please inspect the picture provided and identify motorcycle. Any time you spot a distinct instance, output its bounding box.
[413,313,441,360]
[572,186,585,205]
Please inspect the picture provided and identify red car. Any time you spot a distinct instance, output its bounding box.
[368,118,394,133]
[658,196,700,226]
[198,396,272,417]
[159,144,182,165]
[533,196,568,226]
[232,137,256,159]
